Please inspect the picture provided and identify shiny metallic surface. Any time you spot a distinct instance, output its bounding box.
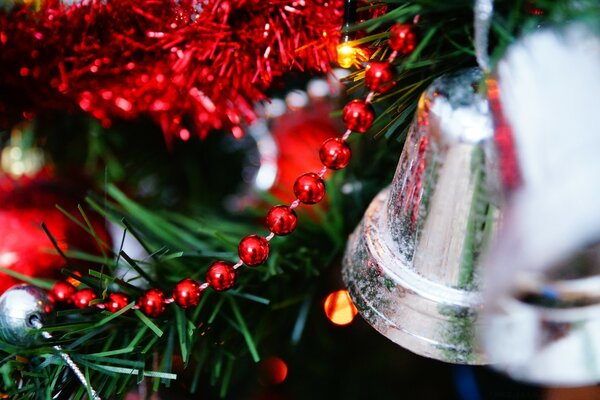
[0,284,53,347]
[342,68,497,364]
[483,24,600,385]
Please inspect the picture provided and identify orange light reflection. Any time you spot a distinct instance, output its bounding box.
[324,289,358,326]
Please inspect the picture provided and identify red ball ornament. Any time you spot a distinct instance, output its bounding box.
[320,138,352,170]
[267,105,340,204]
[342,100,375,133]
[293,173,326,204]
[206,261,236,291]
[389,24,416,55]
[0,174,111,295]
[365,62,396,93]
[266,205,297,235]
[50,281,76,304]
[238,235,270,267]
[104,292,130,313]
[137,288,167,318]
[173,278,202,308]
[72,288,97,309]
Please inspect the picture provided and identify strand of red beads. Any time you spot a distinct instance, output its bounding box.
[48,24,417,318]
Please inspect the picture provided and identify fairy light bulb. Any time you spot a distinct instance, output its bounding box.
[337,43,357,68]
[324,289,358,325]
[337,0,358,68]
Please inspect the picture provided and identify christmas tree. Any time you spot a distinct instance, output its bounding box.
[1,0,600,399]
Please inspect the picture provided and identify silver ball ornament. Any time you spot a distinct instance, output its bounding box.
[0,284,53,347]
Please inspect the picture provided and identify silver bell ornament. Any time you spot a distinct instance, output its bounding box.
[342,67,498,364]
[0,284,53,347]
[483,24,600,386]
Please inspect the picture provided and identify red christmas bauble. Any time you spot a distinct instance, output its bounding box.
[104,292,129,313]
[342,100,375,133]
[72,288,97,309]
[320,138,351,170]
[50,281,76,304]
[266,205,297,235]
[172,278,202,308]
[238,235,269,267]
[268,106,340,204]
[365,62,396,93]
[293,173,325,205]
[137,288,166,318]
[206,261,236,291]
[0,174,111,294]
[389,24,416,55]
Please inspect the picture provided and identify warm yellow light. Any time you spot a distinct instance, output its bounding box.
[324,289,358,326]
[337,43,357,68]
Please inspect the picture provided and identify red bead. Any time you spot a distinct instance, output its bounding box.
[365,62,395,93]
[238,235,270,267]
[206,261,236,291]
[173,278,202,308]
[266,205,297,236]
[342,100,375,133]
[50,281,76,304]
[104,292,129,313]
[137,288,166,318]
[320,138,352,170]
[293,173,326,204]
[71,288,97,309]
[389,24,416,55]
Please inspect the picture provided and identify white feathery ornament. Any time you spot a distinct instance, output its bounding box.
[483,23,600,386]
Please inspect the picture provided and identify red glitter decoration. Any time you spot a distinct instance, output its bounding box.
[138,288,167,317]
[206,261,236,291]
[266,205,297,235]
[0,0,343,141]
[72,288,97,309]
[320,138,351,170]
[342,100,375,133]
[365,62,395,93]
[104,292,130,313]
[389,24,416,55]
[238,234,269,266]
[293,172,325,204]
[173,278,202,308]
[50,281,76,304]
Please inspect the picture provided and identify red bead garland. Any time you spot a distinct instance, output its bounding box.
[104,292,130,313]
[365,62,396,93]
[238,235,270,267]
[320,138,352,170]
[138,288,167,318]
[206,261,236,291]
[389,24,416,55]
[72,288,97,309]
[50,281,76,304]
[293,173,326,204]
[173,278,202,308]
[46,39,407,318]
[266,205,297,235]
[343,100,375,133]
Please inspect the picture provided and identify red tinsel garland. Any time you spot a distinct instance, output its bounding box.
[0,0,342,141]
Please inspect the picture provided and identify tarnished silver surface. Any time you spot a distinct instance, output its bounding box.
[483,24,600,385]
[0,284,53,347]
[342,68,497,364]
